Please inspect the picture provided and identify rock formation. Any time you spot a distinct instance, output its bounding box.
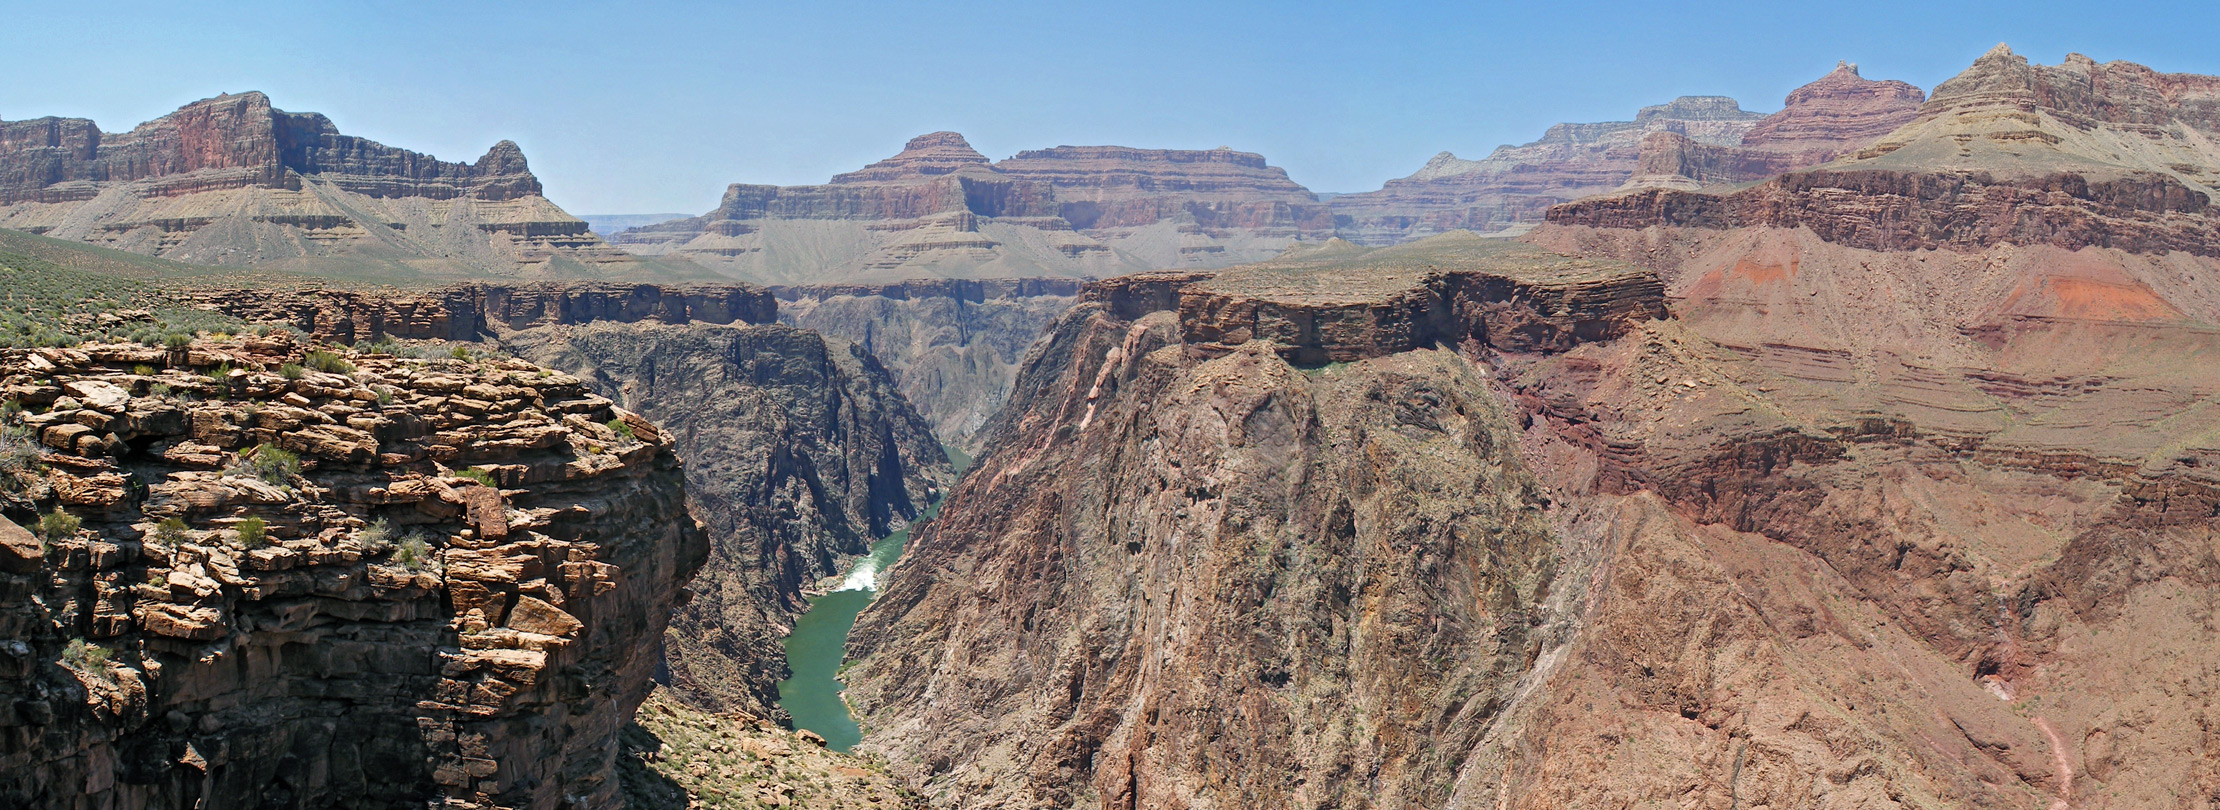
[772,278,1084,449]
[0,334,706,809]
[1337,65,1929,244]
[840,234,1667,808]
[189,278,954,717]
[1621,62,1926,189]
[496,318,950,717]
[0,92,671,279]
[1327,95,1766,243]
[1553,46,2220,254]
[608,133,1331,284]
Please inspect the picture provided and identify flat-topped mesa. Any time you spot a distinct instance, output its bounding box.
[610,132,1332,283]
[994,145,1332,234]
[1555,48,2220,255]
[0,92,620,274]
[1327,95,1766,244]
[1085,232,1666,364]
[188,282,782,345]
[0,335,706,809]
[1624,62,1928,189]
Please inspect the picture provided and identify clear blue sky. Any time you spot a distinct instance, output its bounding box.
[8,1,2215,213]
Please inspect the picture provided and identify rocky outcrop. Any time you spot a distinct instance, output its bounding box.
[772,279,1083,449]
[621,687,922,809]
[609,133,1330,284]
[0,334,706,809]
[190,279,952,717]
[846,310,1563,809]
[0,92,653,278]
[1328,96,1766,244]
[190,282,780,345]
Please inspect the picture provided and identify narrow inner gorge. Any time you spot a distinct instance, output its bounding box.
[777,445,970,750]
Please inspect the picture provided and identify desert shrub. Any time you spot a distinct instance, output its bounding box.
[395,534,432,569]
[149,383,172,398]
[455,468,498,487]
[132,364,155,377]
[304,350,354,374]
[608,418,637,442]
[152,517,190,545]
[359,518,394,553]
[0,424,42,481]
[38,507,80,541]
[279,363,304,380]
[164,333,193,350]
[375,386,396,406]
[234,443,300,485]
[448,345,472,361]
[234,516,268,549]
[62,638,112,671]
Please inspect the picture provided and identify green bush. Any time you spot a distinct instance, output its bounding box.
[149,383,172,398]
[304,350,354,374]
[395,534,432,569]
[62,638,112,671]
[0,424,42,480]
[234,516,269,549]
[152,517,190,545]
[235,443,300,485]
[279,363,305,380]
[375,387,396,406]
[448,345,472,361]
[132,364,155,377]
[38,508,80,541]
[164,333,193,350]
[359,518,393,553]
[608,418,637,442]
[455,468,498,487]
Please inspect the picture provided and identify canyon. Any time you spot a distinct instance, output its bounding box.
[837,47,2220,810]
[6,39,2220,810]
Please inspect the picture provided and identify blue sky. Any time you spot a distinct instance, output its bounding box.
[8,1,2216,213]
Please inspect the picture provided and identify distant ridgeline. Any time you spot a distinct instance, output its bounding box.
[0,92,679,280]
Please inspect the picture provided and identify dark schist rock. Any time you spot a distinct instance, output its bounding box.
[0,335,706,810]
[772,278,1085,449]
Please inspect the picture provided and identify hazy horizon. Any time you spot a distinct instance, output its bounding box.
[9,0,2216,214]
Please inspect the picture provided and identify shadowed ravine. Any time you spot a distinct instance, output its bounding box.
[779,446,971,750]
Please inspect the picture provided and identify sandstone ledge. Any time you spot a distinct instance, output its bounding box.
[0,334,706,809]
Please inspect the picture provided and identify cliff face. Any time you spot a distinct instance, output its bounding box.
[191,279,955,717]
[0,92,649,278]
[0,334,706,809]
[772,279,1083,449]
[496,319,950,716]
[841,234,1666,808]
[608,133,1331,285]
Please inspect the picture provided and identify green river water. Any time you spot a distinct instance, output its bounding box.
[776,445,969,751]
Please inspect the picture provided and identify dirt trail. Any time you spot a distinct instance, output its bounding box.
[2031,716,2074,810]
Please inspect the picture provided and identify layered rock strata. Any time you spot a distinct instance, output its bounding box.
[1622,62,1926,189]
[0,92,648,278]
[609,133,1331,284]
[190,279,953,717]
[0,334,706,809]
[1337,65,1930,244]
[1327,96,1765,243]
[1554,47,2220,255]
